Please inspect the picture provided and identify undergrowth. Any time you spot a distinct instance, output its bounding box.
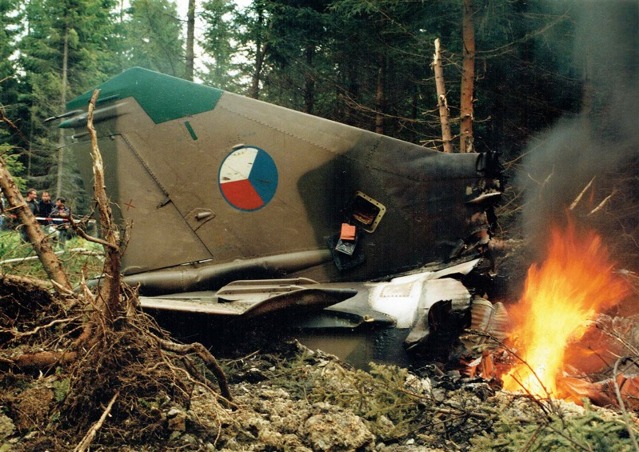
[0,230,104,285]
[231,343,639,451]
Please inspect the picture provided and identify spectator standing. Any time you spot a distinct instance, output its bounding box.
[38,191,54,218]
[50,197,72,247]
[25,188,38,215]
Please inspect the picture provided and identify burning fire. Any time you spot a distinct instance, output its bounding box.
[502,222,629,399]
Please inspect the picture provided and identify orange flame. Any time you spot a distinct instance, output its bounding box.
[502,222,629,399]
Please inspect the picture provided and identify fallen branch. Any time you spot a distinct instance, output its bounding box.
[72,224,118,251]
[10,350,77,369]
[0,273,52,291]
[0,250,66,265]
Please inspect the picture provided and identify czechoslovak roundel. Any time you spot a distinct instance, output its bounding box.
[219,146,278,211]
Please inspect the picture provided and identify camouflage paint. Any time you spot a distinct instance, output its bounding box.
[62,68,501,292]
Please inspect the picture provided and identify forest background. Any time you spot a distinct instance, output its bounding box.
[0,0,637,246]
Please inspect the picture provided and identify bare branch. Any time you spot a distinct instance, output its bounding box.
[569,176,595,210]
[588,190,617,216]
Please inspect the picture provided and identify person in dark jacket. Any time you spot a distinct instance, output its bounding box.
[38,191,54,218]
[25,188,38,215]
[50,197,72,247]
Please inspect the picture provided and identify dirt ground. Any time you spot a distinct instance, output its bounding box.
[2,310,638,451]
[1,243,639,451]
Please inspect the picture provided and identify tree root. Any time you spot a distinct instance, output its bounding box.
[73,391,119,452]
[153,334,233,403]
[0,273,52,292]
[0,91,233,448]
[10,349,78,369]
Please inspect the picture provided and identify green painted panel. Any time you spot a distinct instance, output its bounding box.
[66,67,223,124]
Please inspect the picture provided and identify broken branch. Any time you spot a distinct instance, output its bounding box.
[0,273,52,291]
[588,190,616,216]
[0,157,72,292]
[569,176,595,210]
[72,225,118,250]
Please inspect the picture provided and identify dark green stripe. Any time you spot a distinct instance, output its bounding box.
[184,121,198,140]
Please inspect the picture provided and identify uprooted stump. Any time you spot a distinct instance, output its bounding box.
[0,276,232,450]
[0,90,231,451]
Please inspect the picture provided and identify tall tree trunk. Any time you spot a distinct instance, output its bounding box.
[56,23,69,197]
[343,61,359,126]
[185,0,196,81]
[303,44,315,114]
[581,48,593,118]
[26,13,34,178]
[249,6,266,100]
[374,56,386,135]
[459,0,475,153]
[433,38,453,153]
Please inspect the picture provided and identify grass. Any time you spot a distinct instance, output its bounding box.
[0,228,105,286]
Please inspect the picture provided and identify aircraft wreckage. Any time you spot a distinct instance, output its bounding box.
[56,67,507,368]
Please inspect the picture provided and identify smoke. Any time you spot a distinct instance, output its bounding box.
[516,0,639,247]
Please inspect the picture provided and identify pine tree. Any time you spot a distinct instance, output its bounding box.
[18,0,118,209]
[0,0,25,150]
[200,0,238,90]
[120,0,186,77]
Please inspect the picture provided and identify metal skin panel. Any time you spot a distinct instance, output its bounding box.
[68,103,214,274]
[63,68,492,294]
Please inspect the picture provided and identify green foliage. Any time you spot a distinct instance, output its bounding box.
[0,0,26,155]
[307,362,421,438]
[52,378,71,403]
[0,231,22,260]
[258,345,639,450]
[0,145,26,190]
[271,353,428,440]
[15,0,118,202]
[471,403,637,451]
